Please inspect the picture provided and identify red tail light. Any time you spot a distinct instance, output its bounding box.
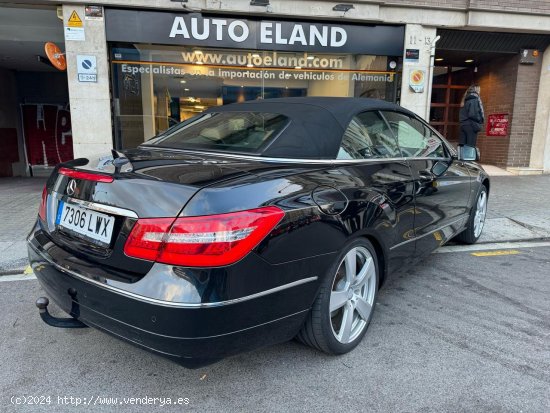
[38,185,47,221]
[124,207,284,267]
[59,167,114,183]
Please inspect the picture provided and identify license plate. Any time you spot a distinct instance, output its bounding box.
[55,201,115,244]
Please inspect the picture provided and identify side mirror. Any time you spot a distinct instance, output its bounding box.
[457,145,480,162]
[431,160,450,177]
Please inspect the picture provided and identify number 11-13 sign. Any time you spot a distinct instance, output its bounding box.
[486,113,509,137]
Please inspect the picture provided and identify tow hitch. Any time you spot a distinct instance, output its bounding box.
[35,288,88,328]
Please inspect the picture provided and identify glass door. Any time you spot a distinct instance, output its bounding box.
[429,66,474,144]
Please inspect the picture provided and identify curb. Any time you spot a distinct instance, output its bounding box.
[0,269,26,276]
[0,265,32,277]
[474,235,550,245]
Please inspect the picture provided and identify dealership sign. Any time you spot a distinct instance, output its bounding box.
[105,9,404,56]
[170,18,348,48]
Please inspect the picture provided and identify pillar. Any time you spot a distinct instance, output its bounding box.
[399,24,437,121]
[530,45,550,173]
[63,5,112,159]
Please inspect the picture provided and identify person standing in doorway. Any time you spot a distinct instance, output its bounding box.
[459,84,485,147]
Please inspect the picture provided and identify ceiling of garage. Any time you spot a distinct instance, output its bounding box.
[433,49,513,67]
[0,4,64,72]
[435,29,550,68]
[437,29,550,54]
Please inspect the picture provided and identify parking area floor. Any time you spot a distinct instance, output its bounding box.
[1,242,549,412]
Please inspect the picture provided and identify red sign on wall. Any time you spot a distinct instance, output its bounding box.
[486,113,509,137]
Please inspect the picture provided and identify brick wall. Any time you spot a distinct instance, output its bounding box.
[383,0,467,8]
[382,0,550,14]
[507,57,543,167]
[470,0,550,14]
[474,54,542,168]
[475,56,518,168]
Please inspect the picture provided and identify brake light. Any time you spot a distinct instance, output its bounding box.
[59,167,114,183]
[124,207,284,267]
[123,218,174,261]
[38,185,47,221]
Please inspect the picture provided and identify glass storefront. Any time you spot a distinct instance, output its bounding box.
[106,10,404,149]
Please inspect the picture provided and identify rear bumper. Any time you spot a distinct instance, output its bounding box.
[28,235,319,368]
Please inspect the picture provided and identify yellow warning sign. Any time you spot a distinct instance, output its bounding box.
[68,10,83,28]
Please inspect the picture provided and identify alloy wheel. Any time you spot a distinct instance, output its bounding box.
[329,246,377,344]
[473,191,487,238]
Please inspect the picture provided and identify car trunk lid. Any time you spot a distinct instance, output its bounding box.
[39,148,257,281]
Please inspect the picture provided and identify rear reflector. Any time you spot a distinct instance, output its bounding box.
[124,207,284,267]
[38,185,47,221]
[59,167,114,183]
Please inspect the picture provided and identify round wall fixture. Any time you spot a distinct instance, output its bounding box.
[44,42,67,71]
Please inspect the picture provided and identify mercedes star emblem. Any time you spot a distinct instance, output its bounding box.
[66,179,77,196]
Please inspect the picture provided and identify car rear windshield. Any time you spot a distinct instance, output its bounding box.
[145,112,289,154]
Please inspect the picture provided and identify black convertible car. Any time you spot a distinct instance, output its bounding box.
[28,97,489,367]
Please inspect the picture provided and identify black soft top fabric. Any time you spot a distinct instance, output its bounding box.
[206,97,416,159]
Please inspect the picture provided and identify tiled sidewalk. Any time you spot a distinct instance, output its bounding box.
[0,178,45,273]
[481,174,550,242]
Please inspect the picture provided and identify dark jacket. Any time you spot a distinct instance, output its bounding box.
[460,93,485,126]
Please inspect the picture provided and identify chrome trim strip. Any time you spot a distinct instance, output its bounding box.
[52,191,139,218]
[139,146,450,165]
[30,243,317,308]
[389,216,466,251]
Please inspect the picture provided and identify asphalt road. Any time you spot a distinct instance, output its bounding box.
[1,243,549,413]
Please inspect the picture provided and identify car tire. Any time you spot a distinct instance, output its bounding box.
[297,238,379,354]
[455,185,488,244]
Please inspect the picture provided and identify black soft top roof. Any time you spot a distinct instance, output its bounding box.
[206,97,416,159]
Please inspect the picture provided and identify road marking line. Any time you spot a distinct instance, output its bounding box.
[436,240,550,254]
[471,250,521,257]
[0,273,36,282]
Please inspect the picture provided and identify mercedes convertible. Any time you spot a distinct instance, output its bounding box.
[28,97,489,367]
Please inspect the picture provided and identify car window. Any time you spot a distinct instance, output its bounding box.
[381,111,447,158]
[145,112,289,153]
[337,111,400,160]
